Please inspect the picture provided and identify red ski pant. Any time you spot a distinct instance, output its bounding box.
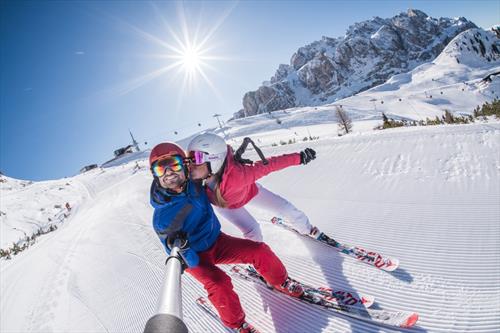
[186,232,287,328]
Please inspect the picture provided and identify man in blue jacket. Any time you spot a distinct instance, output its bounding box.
[149,142,303,333]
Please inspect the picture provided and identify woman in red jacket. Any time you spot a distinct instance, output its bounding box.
[187,133,319,242]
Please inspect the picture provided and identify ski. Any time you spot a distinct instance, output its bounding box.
[230,265,418,328]
[270,217,399,272]
[196,296,262,333]
[230,265,374,308]
[196,296,222,321]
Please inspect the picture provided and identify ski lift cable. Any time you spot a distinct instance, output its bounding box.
[146,111,232,148]
[260,90,309,136]
[142,113,231,147]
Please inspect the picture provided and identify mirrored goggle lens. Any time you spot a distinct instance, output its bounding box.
[188,151,208,165]
[152,156,184,177]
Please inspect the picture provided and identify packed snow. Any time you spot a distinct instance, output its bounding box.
[1,118,499,332]
[1,26,499,333]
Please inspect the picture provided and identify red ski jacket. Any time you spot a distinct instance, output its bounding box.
[206,146,301,209]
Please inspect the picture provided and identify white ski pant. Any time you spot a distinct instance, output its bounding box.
[214,183,312,242]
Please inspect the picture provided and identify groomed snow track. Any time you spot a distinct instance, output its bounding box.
[1,123,499,333]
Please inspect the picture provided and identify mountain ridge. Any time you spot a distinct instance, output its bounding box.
[233,9,482,119]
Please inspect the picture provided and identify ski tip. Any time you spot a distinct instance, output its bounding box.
[400,312,419,328]
[383,258,400,272]
[361,295,375,308]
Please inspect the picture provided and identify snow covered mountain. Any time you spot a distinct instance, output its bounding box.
[220,29,499,144]
[333,27,500,123]
[1,9,499,333]
[233,9,492,119]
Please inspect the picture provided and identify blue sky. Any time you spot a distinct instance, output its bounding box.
[1,0,498,181]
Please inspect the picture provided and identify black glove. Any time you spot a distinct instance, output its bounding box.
[300,148,316,165]
[166,231,190,272]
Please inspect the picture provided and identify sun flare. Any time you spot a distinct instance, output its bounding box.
[110,2,237,104]
[182,46,202,72]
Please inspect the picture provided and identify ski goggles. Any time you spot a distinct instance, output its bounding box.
[188,150,226,166]
[151,155,185,177]
[188,150,210,165]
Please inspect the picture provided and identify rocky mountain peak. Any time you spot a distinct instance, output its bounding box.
[233,9,478,119]
[407,8,427,18]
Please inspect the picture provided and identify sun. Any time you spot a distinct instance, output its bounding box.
[107,2,237,102]
[166,35,214,91]
[182,45,202,73]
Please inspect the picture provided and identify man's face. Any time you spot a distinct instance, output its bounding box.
[158,167,186,191]
[151,155,187,192]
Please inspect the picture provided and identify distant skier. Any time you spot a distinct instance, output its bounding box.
[149,142,304,333]
[187,133,319,242]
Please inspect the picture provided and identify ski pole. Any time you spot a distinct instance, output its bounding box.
[144,238,189,333]
[234,137,269,165]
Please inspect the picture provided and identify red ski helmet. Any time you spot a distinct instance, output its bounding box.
[149,142,186,167]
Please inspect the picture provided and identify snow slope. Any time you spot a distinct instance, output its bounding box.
[1,27,499,331]
[0,175,84,249]
[1,120,499,333]
[222,28,499,144]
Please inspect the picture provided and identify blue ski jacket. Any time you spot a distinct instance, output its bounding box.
[150,179,221,268]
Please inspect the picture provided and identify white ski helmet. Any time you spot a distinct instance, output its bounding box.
[187,133,227,174]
